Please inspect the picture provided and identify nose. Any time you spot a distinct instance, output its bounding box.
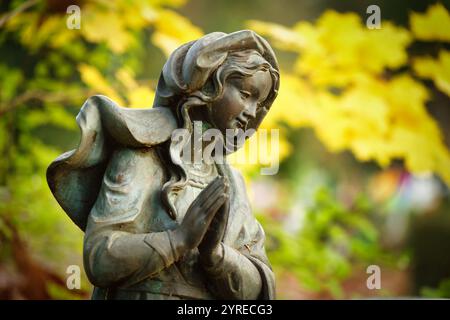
[243,102,257,119]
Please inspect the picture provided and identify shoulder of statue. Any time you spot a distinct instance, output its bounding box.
[105,146,164,181]
[87,146,165,227]
[47,95,177,232]
[82,95,178,149]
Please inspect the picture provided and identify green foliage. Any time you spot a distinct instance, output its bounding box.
[421,278,450,299]
[260,187,400,298]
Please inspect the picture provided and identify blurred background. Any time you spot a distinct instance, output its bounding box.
[1,0,450,299]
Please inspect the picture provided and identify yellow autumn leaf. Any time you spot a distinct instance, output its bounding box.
[116,68,139,91]
[32,15,65,49]
[81,6,134,53]
[255,11,410,88]
[410,3,450,42]
[263,73,313,128]
[413,50,450,97]
[117,1,151,29]
[228,131,292,177]
[151,9,203,56]
[247,20,307,52]
[116,68,156,108]
[78,64,125,105]
[360,22,411,73]
[247,7,450,184]
[127,87,155,108]
[151,31,185,57]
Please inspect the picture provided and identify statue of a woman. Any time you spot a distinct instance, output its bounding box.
[47,30,280,300]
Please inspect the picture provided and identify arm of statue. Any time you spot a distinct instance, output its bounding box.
[198,199,274,300]
[198,171,275,300]
[199,217,273,299]
[84,147,226,288]
[202,244,264,300]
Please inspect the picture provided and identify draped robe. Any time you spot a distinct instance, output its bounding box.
[47,95,275,300]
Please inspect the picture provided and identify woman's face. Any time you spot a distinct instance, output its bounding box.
[208,70,272,133]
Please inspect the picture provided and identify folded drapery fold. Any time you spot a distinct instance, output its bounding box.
[46,95,177,230]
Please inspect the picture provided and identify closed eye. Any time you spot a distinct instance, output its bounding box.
[239,90,251,99]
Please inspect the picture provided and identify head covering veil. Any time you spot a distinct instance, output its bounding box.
[153,29,279,131]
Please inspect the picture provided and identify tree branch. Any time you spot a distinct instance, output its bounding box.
[0,0,39,28]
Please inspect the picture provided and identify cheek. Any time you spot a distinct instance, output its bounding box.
[222,91,246,120]
[213,92,245,125]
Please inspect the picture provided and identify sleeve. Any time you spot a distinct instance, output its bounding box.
[202,222,275,300]
[83,147,184,288]
[201,168,275,300]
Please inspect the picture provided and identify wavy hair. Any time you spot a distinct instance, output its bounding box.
[157,49,279,220]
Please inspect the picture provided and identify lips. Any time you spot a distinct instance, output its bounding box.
[235,117,248,129]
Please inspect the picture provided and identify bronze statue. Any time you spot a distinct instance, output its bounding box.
[47,30,280,300]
